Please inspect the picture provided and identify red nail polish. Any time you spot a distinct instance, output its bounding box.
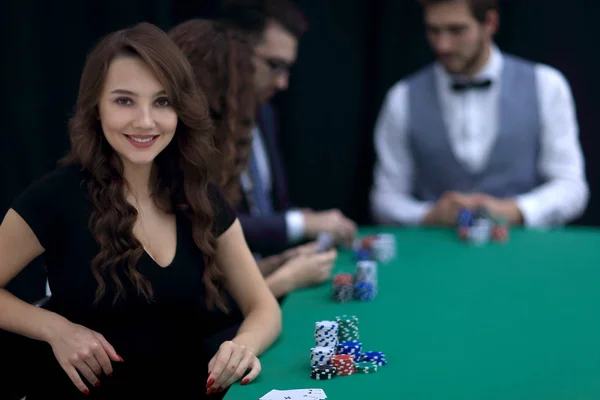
[94,381,101,387]
[83,389,90,396]
[207,388,215,394]
[217,387,223,391]
[117,354,124,362]
[241,378,249,385]
[108,372,113,377]
[206,378,215,388]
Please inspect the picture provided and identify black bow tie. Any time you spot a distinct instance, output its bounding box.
[451,78,492,92]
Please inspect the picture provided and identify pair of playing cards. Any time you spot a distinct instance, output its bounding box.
[259,388,327,400]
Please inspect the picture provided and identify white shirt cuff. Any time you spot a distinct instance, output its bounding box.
[515,195,552,228]
[285,210,305,243]
[414,202,435,225]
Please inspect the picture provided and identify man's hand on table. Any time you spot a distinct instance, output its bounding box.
[423,191,523,226]
[423,191,480,225]
[473,194,523,225]
[302,209,357,246]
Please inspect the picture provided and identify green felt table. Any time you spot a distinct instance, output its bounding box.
[226,227,600,400]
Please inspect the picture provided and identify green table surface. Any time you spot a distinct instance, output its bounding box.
[226,227,600,400]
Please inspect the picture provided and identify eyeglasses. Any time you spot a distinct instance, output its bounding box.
[254,54,292,76]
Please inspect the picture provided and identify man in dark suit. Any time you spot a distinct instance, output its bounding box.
[218,0,358,258]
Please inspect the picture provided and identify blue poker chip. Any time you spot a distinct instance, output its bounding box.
[353,282,376,301]
[456,208,474,227]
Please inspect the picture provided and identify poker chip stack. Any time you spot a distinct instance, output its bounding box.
[310,346,335,367]
[309,316,387,380]
[371,234,396,262]
[353,236,376,261]
[456,208,474,240]
[336,341,363,358]
[310,365,336,380]
[314,321,339,348]
[331,273,354,303]
[353,236,377,252]
[358,351,387,366]
[335,315,360,342]
[354,261,378,301]
[310,321,339,378]
[353,234,397,262]
[330,354,355,376]
[354,361,378,374]
[456,207,509,244]
[491,217,509,242]
[468,212,492,245]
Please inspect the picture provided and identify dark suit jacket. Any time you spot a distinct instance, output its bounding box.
[237,103,294,256]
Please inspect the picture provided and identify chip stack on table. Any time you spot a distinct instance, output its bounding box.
[310,365,336,380]
[331,273,354,303]
[314,321,339,348]
[335,315,359,342]
[353,234,397,262]
[336,341,362,358]
[371,233,396,262]
[352,236,376,261]
[456,206,510,244]
[309,315,386,380]
[354,361,378,374]
[354,260,378,301]
[353,236,377,251]
[330,354,355,376]
[310,346,335,367]
[456,208,474,240]
[468,217,492,245]
[358,351,387,366]
[491,216,509,242]
[467,206,493,245]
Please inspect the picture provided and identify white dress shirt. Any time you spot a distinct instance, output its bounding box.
[241,126,305,242]
[370,45,589,227]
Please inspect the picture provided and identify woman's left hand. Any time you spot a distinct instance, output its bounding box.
[206,341,261,395]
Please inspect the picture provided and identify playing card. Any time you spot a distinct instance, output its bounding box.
[315,232,334,252]
[259,388,326,400]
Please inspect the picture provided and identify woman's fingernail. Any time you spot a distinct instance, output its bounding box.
[217,387,223,391]
[83,389,90,396]
[206,378,215,388]
[108,372,113,377]
[241,378,250,385]
[117,354,124,362]
[94,381,101,387]
[207,387,215,394]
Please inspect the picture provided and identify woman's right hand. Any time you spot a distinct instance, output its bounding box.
[47,321,122,395]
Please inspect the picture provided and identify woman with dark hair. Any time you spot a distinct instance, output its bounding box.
[169,19,337,303]
[169,18,256,209]
[0,22,280,399]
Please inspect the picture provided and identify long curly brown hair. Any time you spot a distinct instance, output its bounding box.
[61,22,228,311]
[168,19,256,207]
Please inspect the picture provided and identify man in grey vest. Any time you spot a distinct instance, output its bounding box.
[370,0,589,227]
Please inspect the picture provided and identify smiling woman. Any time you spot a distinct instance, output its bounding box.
[100,59,177,161]
[0,22,281,399]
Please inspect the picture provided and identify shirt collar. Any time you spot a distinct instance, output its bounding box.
[434,44,503,87]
